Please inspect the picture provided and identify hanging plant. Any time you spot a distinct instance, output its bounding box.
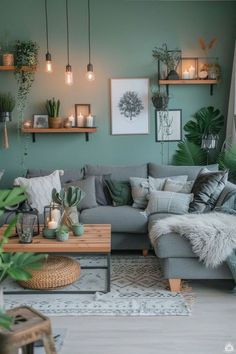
[14,40,38,126]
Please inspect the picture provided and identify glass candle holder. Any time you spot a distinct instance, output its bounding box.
[16,213,37,243]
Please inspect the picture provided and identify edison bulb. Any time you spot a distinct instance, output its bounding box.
[86,63,95,82]
[65,65,73,86]
[45,53,53,73]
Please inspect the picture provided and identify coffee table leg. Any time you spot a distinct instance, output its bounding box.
[106,253,111,293]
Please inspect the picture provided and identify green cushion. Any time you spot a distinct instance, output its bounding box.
[105,178,133,206]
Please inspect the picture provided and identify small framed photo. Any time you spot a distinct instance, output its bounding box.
[155,109,182,142]
[33,115,49,128]
[110,78,149,135]
[75,104,91,118]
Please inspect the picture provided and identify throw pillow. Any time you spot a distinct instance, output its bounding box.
[164,179,194,194]
[145,191,193,216]
[189,169,228,213]
[95,175,112,206]
[104,178,133,206]
[14,170,62,214]
[129,177,149,209]
[65,176,97,210]
[148,175,188,192]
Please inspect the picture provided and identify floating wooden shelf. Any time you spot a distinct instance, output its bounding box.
[22,127,97,142]
[0,65,36,72]
[159,79,219,95]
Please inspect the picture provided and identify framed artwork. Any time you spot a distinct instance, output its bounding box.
[110,78,149,135]
[33,115,48,128]
[75,104,91,118]
[155,109,182,142]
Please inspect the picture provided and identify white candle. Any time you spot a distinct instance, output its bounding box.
[86,114,94,127]
[48,219,57,229]
[189,65,196,79]
[183,70,190,80]
[77,112,84,127]
[68,115,75,127]
[51,208,61,226]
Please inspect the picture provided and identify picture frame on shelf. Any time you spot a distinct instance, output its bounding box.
[110,78,149,135]
[33,115,49,128]
[155,109,182,142]
[75,104,91,118]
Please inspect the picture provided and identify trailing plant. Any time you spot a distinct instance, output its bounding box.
[46,98,61,117]
[0,188,46,329]
[14,40,38,123]
[0,92,15,113]
[152,43,181,74]
[151,88,169,111]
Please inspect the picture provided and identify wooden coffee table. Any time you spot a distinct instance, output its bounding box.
[1,224,111,294]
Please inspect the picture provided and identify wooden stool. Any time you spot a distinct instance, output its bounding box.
[0,306,57,354]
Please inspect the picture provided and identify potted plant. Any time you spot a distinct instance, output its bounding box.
[1,32,14,66]
[0,188,46,329]
[151,88,169,111]
[46,97,62,128]
[152,43,181,80]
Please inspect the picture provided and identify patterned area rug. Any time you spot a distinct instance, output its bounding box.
[4,256,192,316]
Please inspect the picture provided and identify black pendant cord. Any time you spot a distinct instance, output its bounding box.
[88,0,91,64]
[45,0,49,53]
[66,0,70,66]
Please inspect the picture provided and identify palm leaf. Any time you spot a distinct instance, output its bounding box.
[0,188,26,210]
[0,310,13,330]
[218,144,236,182]
[184,106,224,146]
[172,140,207,166]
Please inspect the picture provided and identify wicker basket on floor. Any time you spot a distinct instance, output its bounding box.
[18,255,81,290]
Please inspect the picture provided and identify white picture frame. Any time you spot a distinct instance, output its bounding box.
[155,109,182,142]
[33,115,49,128]
[110,78,149,135]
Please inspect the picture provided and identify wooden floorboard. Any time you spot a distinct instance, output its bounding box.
[49,279,236,354]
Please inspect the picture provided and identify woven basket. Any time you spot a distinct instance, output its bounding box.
[18,255,81,290]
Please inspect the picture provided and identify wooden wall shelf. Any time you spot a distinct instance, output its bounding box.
[0,65,36,72]
[22,127,97,142]
[159,79,219,95]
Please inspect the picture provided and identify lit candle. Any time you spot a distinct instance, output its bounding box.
[86,114,94,127]
[51,208,61,227]
[77,112,84,127]
[23,120,32,128]
[68,115,75,127]
[189,65,196,79]
[48,219,57,229]
[183,70,190,80]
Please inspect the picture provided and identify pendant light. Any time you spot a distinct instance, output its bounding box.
[44,0,53,73]
[86,0,95,81]
[65,0,73,85]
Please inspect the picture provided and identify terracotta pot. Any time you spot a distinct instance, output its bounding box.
[3,53,14,66]
[49,117,63,129]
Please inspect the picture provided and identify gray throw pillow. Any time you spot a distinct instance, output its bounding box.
[145,191,193,215]
[189,169,228,213]
[95,175,112,206]
[130,177,149,209]
[164,179,194,194]
[148,175,188,192]
[65,176,97,210]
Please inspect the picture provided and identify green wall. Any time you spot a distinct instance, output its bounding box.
[0,0,236,187]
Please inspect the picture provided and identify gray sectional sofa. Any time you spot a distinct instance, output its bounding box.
[8,163,236,291]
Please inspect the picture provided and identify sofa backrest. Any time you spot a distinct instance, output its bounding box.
[148,163,219,181]
[84,164,148,181]
[26,169,84,185]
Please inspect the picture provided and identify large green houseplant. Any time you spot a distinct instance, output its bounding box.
[0,188,46,329]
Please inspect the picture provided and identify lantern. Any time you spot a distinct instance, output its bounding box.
[16,201,40,243]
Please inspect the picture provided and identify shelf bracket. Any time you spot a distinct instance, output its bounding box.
[166,84,169,96]
[32,133,36,143]
[85,133,89,142]
[210,84,213,96]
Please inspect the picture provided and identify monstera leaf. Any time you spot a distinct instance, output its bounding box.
[172,140,207,166]
[184,106,224,146]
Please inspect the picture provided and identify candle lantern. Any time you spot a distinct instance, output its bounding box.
[16,201,40,243]
[43,203,62,229]
[180,57,198,80]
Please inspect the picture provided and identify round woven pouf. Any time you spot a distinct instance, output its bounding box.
[18,255,81,290]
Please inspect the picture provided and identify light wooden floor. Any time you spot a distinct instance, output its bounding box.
[50,279,236,354]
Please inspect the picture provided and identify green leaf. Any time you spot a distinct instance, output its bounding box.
[218,144,236,182]
[7,268,32,281]
[184,106,224,146]
[0,310,13,330]
[0,187,26,210]
[172,140,207,166]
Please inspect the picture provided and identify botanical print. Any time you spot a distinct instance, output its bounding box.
[156,110,182,142]
[111,78,149,135]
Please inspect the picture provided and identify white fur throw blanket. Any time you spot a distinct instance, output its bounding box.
[150,212,236,268]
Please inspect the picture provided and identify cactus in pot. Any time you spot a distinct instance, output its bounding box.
[46,97,62,128]
[52,186,85,230]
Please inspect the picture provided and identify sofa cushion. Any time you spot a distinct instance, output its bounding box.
[27,169,84,185]
[80,206,148,233]
[65,176,98,210]
[95,175,112,206]
[189,169,228,213]
[148,163,219,181]
[104,178,133,206]
[129,177,149,209]
[84,164,148,181]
